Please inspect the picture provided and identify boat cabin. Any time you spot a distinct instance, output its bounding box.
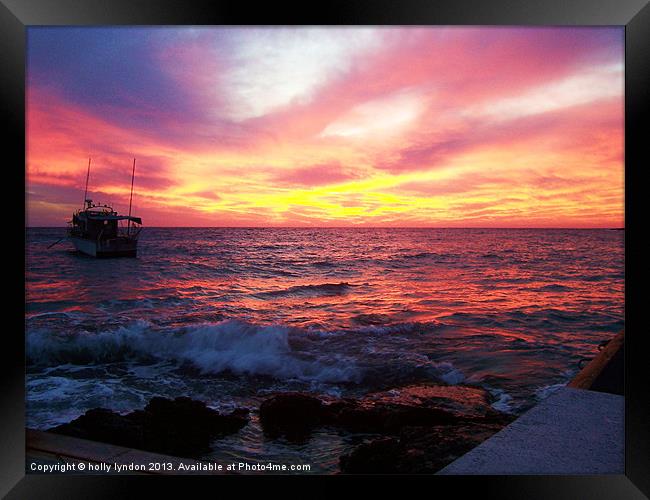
[70,200,142,240]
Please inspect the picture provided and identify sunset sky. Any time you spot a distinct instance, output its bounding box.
[26,27,624,227]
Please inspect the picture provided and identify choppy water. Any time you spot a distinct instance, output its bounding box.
[26,228,624,472]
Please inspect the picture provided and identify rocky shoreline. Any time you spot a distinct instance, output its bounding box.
[48,383,514,473]
[49,396,250,457]
[259,384,514,473]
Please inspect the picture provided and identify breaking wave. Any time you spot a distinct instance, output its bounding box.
[26,319,360,383]
[26,317,471,391]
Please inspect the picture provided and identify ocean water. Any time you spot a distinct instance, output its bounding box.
[26,228,624,472]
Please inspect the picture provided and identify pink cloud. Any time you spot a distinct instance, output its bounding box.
[272,163,360,187]
[27,27,624,227]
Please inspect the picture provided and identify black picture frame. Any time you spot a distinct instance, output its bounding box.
[4,0,649,496]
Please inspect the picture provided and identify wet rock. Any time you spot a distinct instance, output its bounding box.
[363,384,506,420]
[257,384,515,474]
[259,392,325,439]
[339,437,401,474]
[50,408,144,449]
[49,396,249,458]
[259,384,509,437]
[337,385,515,473]
[340,422,507,474]
[133,397,249,456]
[333,401,458,433]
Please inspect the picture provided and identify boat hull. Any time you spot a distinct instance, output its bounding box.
[70,236,138,258]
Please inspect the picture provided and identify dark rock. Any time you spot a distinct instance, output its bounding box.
[136,397,249,456]
[260,384,507,437]
[340,422,507,474]
[335,402,459,433]
[364,384,500,419]
[340,385,514,473]
[256,384,515,474]
[339,438,402,474]
[143,396,248,435]
[50,408,144,449]
[396,422,505,473]
[49,397,249,458]
[259,392,325,440]
[358,366,441,392]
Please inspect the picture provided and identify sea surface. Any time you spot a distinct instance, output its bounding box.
[26,228,624,472]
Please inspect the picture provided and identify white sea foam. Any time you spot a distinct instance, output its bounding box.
[27,319,361,383]
[535,383,566,400]
[431,361,465,384]
[488,388,514,413]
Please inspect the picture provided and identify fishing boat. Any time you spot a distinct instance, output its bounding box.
[67,158,142,258]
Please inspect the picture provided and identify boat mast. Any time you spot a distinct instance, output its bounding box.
[83,157,91,210]
[128,158,136,235]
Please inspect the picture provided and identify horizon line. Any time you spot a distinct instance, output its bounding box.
[25,225,625,230]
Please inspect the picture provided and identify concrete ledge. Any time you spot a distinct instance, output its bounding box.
[437,387,624,475]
